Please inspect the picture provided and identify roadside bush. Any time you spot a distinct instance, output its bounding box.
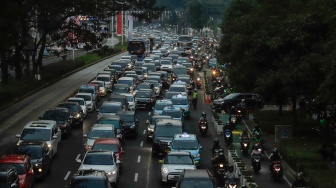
[42,60,85,80]
[305,169,336,188]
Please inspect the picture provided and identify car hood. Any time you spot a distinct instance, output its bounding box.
[79,164,116,172]
[172,104,189,109]
[155,136,173,143]
[162,164,196,172]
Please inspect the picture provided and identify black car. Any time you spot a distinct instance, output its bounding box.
[174,169,217,188]
[152,119,183,157]
[40,107,72,137]
[58,102,83,127]
[134,89,156,110]
[13,141,52,179]
[212,93,264,112]
[0,167,19,188]
[64,169,112,188]
[116,111,139,138]
[108,94,129,110]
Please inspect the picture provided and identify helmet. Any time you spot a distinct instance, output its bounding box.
[297,172,303,179]
[231,106,235,109]
[241,99,245,102]
[214,138,219,146]
[252,143,258,150]
[228,165,234,172]
[194,89,197,92]
[243,128,247,134]
[202,112,206,118]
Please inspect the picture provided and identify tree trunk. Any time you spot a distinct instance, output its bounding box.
[14,46,22,80]
[0,51,9,85]
[34,32,47,74]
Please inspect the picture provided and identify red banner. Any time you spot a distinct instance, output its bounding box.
[117,12,122,36]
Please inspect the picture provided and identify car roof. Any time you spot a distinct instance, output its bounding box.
[116,110,135,115]
[0,154,28,164]
[91,124,115,130]
[97,115,121,120]
[24,120,56,129]
[93,138,119,145]
[174,133,197,141]
[182,169,212,179]
[155,119,182,126]
[118,77,134,80]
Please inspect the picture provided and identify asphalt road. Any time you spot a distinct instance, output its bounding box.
[0,51,293,188]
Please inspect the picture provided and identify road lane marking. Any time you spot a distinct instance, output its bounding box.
[140,141,143,147]
[134,173,138,182]
[137,155,141,163]
[143,130,146,134]
[64,171,71,180]
[75,154,81,160]
[148,112,151,115]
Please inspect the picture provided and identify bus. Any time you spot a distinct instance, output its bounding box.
[177,35,193,50]
[127,38,150,61]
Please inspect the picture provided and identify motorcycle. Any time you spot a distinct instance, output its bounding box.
[214,163,227,185]
[196,62,202,71]
[199,120,208,136]
[253,132,264,152]
[196,77,202,89]
[223,129,233,146]
[229,115,237,129]
[271,161,283,181]
[252,154,261,174]
[240,137,250,155]
[225,177,237,188]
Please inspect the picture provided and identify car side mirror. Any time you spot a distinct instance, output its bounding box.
[158,160,163,164]
[76,159,81,163]
[83,134,88,138]
[16,134,21,138]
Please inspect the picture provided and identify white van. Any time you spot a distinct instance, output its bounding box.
[16,120,61,158]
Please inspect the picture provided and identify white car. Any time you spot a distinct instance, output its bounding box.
[159,151,197,184]
[67,97,88,118]
[120,93,136,111]
[16,120,62,158]
[96,74,113,91]
[91,80,107,97]
[75,92,96,112]
[76,150,120,186]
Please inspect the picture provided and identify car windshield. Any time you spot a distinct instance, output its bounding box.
[180,179,214,188]
[92,144,118,153]
[88,130,115,139]
[76,95,92,101]
[68,99,84,105]
[117,80,132,87]
[97,120,121,129]
[169,86,186,93]
[59,104,77,112]
[166,155,193,165]
[42,110,67,121]
[118,114,134,122]
[154,103,171,110]
[155,126,182,137]
[79,87,95,95]
[162,110,182,119]
[20,128,51,141]
[224,93,239,100]
[0,163,24,175]
[83,153,114,165]
[96,76,110,82]
[113,87,129,93]
[68,179,108,188]
[99,105,121,113]
[14,145,43,159]
[172,140,199,150]
[172,98,189,105]
[161,61,171,65]
[173,68,187,75]
[136,92,151,98]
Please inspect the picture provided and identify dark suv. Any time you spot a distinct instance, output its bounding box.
[13,141,52,179]
[116,111,139,138]
[40,107,72,137]
[174,169,217,188]
[212,93,264,112]
[64,169,112,188]
[58,102,83,127]
[0,167,19,188]
[152,119,183,157]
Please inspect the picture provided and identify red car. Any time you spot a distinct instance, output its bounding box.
[92,138,125,168]
[0,154,34,188]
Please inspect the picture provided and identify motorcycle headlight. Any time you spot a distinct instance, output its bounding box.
[244,143,248,147]
[219,164,224,168]
[147,127,154,132]
[162,167,169,174]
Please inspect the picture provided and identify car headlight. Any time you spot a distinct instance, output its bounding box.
[193,154,200,158]
[190,68,194,71]
[161,167,169,174]
[75,113,80,118]
[48,144,52,148]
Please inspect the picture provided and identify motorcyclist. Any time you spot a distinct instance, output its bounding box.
[251,143,262,166]
[240,128,250,151]
[224,165,239,186]
[292,172,307,188]
[200,112,207,121]
[192,89,197,110]
[211,138,221,154]
[223,121,231,131]
[211,150,228,170]
[229,106,237,115]
[252,124,262,137]
[269,148,283,173]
